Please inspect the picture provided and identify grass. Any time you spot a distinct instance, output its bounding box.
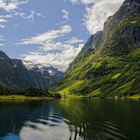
[119,16,140,29]
[53,15,140,98]
[0,95,53,101]
[54,48,140,98]
[64,94,85,99]
[128,94,140,100]
[112,73,121,80]
[88,88,101,97]
[57,80,85,95]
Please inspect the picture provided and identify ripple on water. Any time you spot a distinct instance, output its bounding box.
[0,117,132,140]
[0,99,136,140]
[19,113,76,140]
[94,120,129,140]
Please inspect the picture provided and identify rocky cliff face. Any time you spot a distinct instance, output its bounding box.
[0,51,64,89]
[67,31,102,74]
[82,31,102,51]
[100,0,140,54]
[54,0,140,98]
[67,0,140,74]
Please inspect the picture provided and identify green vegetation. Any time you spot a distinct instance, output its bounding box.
[0,85,53,100]
[129,94,140,100]
[118,16,140,29]
[0,95,52,101]
[54,49,140,98]
[53,13,140,99]
[111,73,121,80]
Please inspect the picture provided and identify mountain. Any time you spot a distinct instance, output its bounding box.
[54,0,140,98]
[0,51,64,89]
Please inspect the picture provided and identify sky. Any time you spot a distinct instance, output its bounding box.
[0,0,124,71]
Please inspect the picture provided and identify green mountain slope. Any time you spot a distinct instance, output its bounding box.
[54,0,140,98]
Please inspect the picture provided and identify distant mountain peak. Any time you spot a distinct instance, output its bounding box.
[0,51,64,89]
[0,50,10,60]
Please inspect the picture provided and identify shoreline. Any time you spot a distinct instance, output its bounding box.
[60,94,140,101]
[0,95,53,101]
[0,94,140,102]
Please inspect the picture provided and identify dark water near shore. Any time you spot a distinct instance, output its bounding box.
[0,99,140,140]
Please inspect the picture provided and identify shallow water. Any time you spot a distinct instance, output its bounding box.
[0,99,140,140]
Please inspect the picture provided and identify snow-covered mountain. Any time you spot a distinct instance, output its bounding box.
[0,51,64,89]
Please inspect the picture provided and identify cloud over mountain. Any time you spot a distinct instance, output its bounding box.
[69,0,124,34]
[19,25,83,71]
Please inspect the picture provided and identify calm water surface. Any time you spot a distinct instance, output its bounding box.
[0,99,140,140]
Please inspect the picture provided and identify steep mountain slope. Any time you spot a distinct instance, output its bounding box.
[55,0,140,98]
[0,51,64,89]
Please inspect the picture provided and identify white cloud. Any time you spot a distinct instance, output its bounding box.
[69,0,96,5]
[0,0,29,12]
[14,10,44,22]
[19,25,83,71]
[19,25,72,45]
[0,0,40,28]
[0,14,11,28]
[84,0,124,34]
[0,18,7,28]
[69,0,124,34]
[69,0,78,5]
[65,37,84,44]
[62,9,69,21]
[0,43,4,47]
[69,0,114,5]
[22,46,82,71]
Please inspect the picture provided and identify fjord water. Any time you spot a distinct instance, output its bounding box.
[0,99,140,140]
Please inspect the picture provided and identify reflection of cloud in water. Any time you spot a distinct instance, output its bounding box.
[20,120,70,140]
[19,112,82,140]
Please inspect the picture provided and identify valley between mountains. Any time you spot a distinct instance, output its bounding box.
[53,0,140,99]
[0,0,140,100]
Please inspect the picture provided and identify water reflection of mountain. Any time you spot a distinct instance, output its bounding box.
[0,99,140,140]
[0,101,72,140]
[56,99,131,140]
[0,101,48,137]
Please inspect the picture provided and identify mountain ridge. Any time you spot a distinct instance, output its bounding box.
[0,50,64,89]
[54,0,140,98]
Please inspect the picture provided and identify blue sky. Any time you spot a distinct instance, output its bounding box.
[0,0,124,71]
